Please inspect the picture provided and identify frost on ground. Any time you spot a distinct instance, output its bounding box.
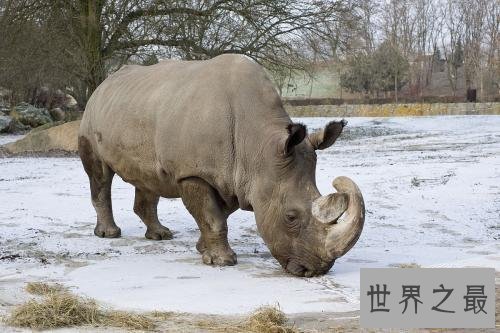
[0,116,499,321]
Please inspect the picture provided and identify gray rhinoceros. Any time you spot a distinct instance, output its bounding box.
[78,54,365,277]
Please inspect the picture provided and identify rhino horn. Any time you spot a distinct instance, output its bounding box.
[311,176,365,259]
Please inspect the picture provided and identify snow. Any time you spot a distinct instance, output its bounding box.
[0,116,499,316]
[0,134,24,146]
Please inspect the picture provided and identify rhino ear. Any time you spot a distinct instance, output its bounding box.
[283,123,307,155]
[309,120,346,150]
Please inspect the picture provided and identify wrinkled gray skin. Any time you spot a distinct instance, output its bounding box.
[79,54,365,277]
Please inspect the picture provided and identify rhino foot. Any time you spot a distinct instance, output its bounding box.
[94,224,121,238]
[202,248,237,266]
[145,225,173,240]
[196,237,206,253]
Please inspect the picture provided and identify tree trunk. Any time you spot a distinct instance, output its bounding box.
[479,67,483,102]
[394,69,398,103]
[79,0,106,108]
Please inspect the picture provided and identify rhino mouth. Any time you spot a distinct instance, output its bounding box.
[285,258,335,277]
[285,260,316,277]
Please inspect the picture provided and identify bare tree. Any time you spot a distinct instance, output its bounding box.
[440,0,464,96]
[0,1,73,105]
[481,0,499,98]
[460,0,486,91]
[484,0,499,68]
[379,0,414,100]
[414,0,440,95]
[2,0,353,107]
[357,0,378,54]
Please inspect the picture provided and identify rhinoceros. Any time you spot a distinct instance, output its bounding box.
[78,54,364,277]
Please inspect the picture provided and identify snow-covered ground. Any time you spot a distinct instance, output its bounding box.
[0,116,499,318]
[0,134,24,146]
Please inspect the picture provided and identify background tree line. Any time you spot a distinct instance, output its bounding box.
[0,0,498,109]
[337,0,498,100]
[0,0,356,108]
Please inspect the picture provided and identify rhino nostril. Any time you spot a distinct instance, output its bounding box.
[285,262,320,277]
[304,270,315,278]
[286,261,307,276]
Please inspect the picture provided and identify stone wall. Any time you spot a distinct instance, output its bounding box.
[285,102,500,117]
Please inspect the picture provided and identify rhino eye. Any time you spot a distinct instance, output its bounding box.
[285,211,301,234]
[285,211,297,221]
[285,211,300,226]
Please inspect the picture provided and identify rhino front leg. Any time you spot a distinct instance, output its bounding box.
[180,178,237,266]
[133,188,173,240]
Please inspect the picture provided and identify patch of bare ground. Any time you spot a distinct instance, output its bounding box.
[4,280,498,332]
[4,283,298,332]
[0,149,78,158]
[25,281,66,295]
[0,146,8,157]
[394,262,421,268]
[5,283,156,331]
[6,290,101,329]
[195,305,298,332]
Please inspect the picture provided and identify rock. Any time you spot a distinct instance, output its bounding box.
[4,120,80,154]
[14,102,53,127]
[0,115,12,133]
[49,107,66,121]
[7,118,30,134]
[31,87,79,111]
[29,120,65,134]
[64,94,78,109]
[0,105,10,115]
[0,88,10,105]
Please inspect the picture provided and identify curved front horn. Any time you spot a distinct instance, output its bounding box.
[312,176,365,259]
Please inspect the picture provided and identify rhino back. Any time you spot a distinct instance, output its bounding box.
[80,54,288,202]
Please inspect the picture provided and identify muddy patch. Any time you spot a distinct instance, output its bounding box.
[338,125,407,141]
[411,172,456,187]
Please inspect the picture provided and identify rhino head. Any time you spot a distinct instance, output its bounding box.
[251,120,365,277]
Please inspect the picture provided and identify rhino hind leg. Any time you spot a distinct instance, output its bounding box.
[78,136,121,238]
[180,177,237,266]
[133,187,173,240]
